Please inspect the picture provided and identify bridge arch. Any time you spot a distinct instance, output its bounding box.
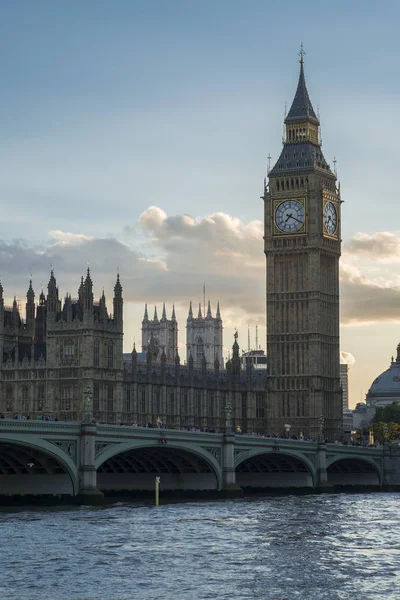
[235,448,316,489]
[0,436,79,496]
[95,439,223,493]
[326,454,383,486]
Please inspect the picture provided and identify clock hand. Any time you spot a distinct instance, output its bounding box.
[290,215,303,224]
[284,213,293,223]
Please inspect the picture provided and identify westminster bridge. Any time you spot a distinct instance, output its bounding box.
[0,420,398,502]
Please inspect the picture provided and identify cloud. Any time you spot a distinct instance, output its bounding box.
[340,351,356,367]
[344,231,400,263]
[340,260,400,324]
[2,209,400,330]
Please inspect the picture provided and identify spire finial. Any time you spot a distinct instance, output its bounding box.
[298,42,306,65]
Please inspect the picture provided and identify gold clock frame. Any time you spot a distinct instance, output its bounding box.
[322,198,339,239]
[273,198,307,236]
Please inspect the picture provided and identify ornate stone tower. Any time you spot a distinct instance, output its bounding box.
[263,48,342,441]
[186,300,223,368]
[141,303,178,363]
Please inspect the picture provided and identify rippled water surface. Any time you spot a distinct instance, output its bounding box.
[1,494,400,599]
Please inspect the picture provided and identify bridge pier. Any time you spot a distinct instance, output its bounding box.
[76,424,104,505]
[316,440,330,489]
[222,434,242,497]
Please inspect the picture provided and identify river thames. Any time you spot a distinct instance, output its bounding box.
[1,493,399,599]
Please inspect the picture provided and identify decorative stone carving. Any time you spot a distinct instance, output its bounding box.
[95,442,116,458]
[204,447,221,464]
[234,449,249,465]
[50,440,77,462]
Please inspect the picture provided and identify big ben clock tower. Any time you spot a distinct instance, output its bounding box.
[263,47,342,441]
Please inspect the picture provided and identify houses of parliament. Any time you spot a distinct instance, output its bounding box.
[0,51,342,440]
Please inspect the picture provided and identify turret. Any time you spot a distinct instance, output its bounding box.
[143,303,149,323]
[161,302,167,322]
[83,268,94,312]
[198,303,203,319]
[153,306,159,323]
[26,280,35,333]
[187,301,193,320]
[47,269,59,316]
[171,305,176,321]
[99,290,107,322]
[113,272,123,326]
[206,300,212,320]
[231,331,240,380]
[132,342,137,379]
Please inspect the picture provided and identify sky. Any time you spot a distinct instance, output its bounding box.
[1,0,400,407]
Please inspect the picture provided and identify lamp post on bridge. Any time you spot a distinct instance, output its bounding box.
[284,423,291,439]
[83,384,93,424]
[224,402,233,434]
[318,415,325,443]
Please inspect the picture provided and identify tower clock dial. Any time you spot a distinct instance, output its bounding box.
[323,201,337,235]
[275,200,305,234]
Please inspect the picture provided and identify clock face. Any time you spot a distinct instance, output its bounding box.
[324,202,337,235]
[275,200,305,233]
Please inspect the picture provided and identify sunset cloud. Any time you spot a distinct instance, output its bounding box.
[1,209,400,330]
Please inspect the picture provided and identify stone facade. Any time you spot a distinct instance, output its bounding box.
[125,336,267,431]
[141,303,178,363]
[0,272,267,431]
[263,54,342,441]
[0,270,124,423]
[186,301,223,368]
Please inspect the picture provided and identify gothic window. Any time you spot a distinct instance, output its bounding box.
[93,383,100,413]
[194,390,201,418]
[107,384,113,412]
[124,388,131,414]
[63,339,75,359]
[182,391,188,416]
[38,384,45,411]
[6,386,12,412]
[62,386,73,411]
[153,388,160,415]
[241,392,247,419]
[256,393,264,419]
[107,342,114,368]
[167,390,174,415]
[276,181,280,191]
[94,340,100,367]
[196,337,204,362]
[207,391,214,417]
[138,386,146,414]
[22,386,29,413]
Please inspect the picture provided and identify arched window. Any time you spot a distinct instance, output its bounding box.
[6,386,13,412]
[62,386,73,411]
[276,180,280,191]
[63,339,75,359]
[107,342,114,368]
[94,340,100,367]
[196,337,204,362]
[22,386,28,413]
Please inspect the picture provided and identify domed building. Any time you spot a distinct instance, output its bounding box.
[354,344,400,428]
